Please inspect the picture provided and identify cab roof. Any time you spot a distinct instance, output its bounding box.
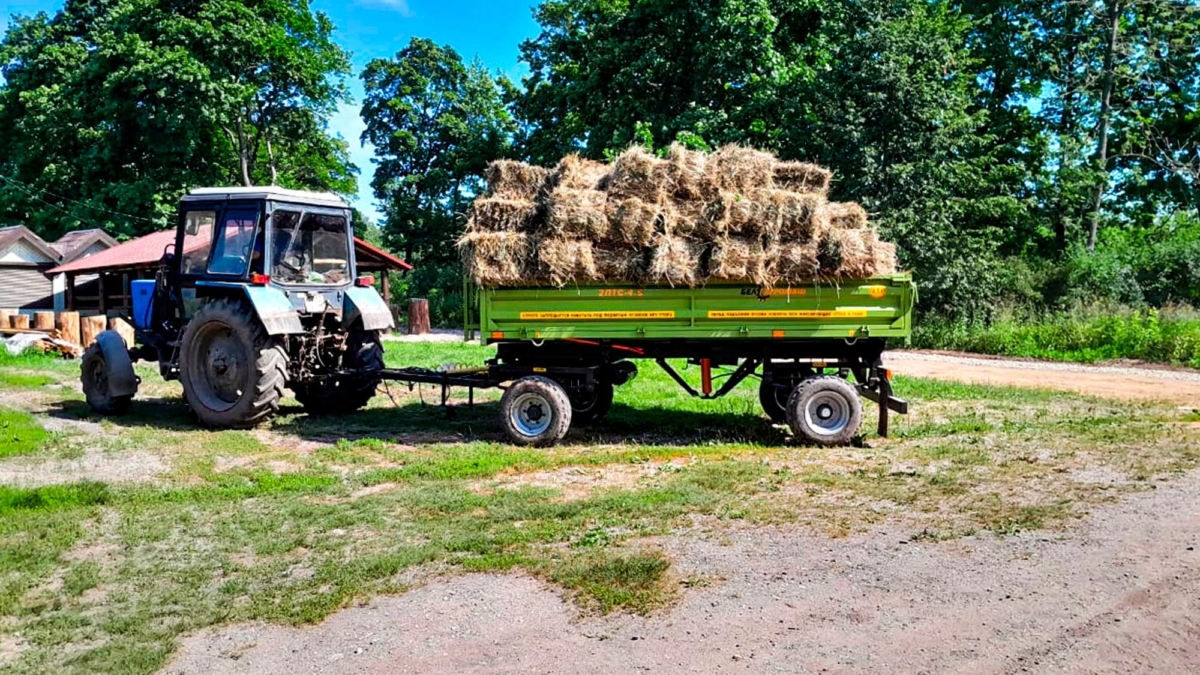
[182,187,350,209]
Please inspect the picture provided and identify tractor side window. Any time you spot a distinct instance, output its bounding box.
[208,209,259,276]
[181,211,216,275]
[271,212,351,285]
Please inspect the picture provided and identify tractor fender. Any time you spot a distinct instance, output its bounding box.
[343,286,395,332]
[95,330,139,398]
[242,285,306,335]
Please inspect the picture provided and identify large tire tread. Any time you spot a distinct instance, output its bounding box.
[179,299,286,429]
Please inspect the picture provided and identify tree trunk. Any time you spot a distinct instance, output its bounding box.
[10,314,30,330]
[267,136,279,185]
[57,311,81,347]
[0,309,12,330]
[237,117,253,187]
[33,311,56,332]
[408,299,431,336]
[81,315,107,347]
[1089,0,1122,251]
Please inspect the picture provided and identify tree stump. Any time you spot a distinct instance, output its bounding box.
[57,312,81,347]
[408,299,431,336]
[0,309,13,330]
[109,317,136,349]
[81,315,107,347]
[10,314,30,330]
[34,311,56,332]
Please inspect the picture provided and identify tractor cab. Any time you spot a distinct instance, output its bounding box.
[173,187,369,325]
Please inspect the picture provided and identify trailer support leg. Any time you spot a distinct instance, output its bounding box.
[877,376,891,438]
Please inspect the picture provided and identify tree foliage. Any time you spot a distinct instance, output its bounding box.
[0,0,356,239]
[361,37,516,323]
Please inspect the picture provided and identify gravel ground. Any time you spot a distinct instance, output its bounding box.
[164,469,1200,675]
[887,350,1200,406]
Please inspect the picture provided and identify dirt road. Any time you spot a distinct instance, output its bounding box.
[888,350,1200,406]
[165,464,1200,675]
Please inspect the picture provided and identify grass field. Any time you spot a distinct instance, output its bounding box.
[0,341,1198,674]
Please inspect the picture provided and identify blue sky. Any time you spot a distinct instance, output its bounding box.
[0,0,542,223]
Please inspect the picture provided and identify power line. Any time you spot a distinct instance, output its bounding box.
[0,173,160,226]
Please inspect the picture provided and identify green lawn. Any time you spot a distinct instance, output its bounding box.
[0,340,1198,675]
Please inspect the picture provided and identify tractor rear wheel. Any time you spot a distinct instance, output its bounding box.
[293,331,385,415]
[179,299,287,429]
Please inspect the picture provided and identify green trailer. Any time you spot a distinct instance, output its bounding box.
[374,274,915,447]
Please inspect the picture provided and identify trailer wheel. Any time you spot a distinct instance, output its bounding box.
[179,299,287,429]
[758,380,790,424]
[293,331,384,415]
[500,376,573,447]
[569,383,614,426]
[81,343,133,415]
[786,376,863,447]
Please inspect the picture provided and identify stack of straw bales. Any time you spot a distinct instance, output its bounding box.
[459,145,899,288]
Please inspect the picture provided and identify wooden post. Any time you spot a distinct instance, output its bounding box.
[407,299,431,336]
[33,311,56,332]
[66,274,76,311]
[81,315,107,347]
[0,309,13,330]
[57,311,81,346]
[10,314,30,330]
[109,317,135,349]
[98,273,106,314]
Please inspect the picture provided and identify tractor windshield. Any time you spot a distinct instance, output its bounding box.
[271,210,351,286]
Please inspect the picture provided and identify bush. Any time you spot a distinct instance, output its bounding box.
[913,305,1200,368]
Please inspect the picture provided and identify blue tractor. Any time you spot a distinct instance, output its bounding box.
[81,187,395,428]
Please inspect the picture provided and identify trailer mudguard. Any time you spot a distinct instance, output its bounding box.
[95,330,139,398]
[343,286,395,332]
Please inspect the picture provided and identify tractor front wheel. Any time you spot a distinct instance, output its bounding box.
[81,342,133,415]
[293,331,385,415]
[179,300,287,429]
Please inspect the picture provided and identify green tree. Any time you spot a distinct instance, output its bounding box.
[0,0,356,240]
[361,37,516,324]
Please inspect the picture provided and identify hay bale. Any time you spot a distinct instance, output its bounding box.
[699,192,766,238]
[778,242,820,283]
[608,146,669,201]
[545,188,609,239]
[554,154,611,190]
[754,190,826,241]
[820,228,874,278]
[595,247,648,283]
[648,234,704,287]
[826,202,869,229]
[538,238,599,287]
[708,236,779,288]
[485,161,554,201]
[470,198,540,233]
[774,162,833,194]
[872,238,899,275]
[606,198,668,248]
[706,145,776,193]
[458,231,536,287]
[663,143,715,200]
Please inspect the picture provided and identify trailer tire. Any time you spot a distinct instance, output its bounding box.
[758,380,790,424]
[786,376,863,447]
[294,331,384,415]
[179,299,287,429]
[500,376,573,447]
[569,382,614,426]
[81,342,133,415]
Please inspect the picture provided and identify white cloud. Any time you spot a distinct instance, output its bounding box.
[356,0,412,17]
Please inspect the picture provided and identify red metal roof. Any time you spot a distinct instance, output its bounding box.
[48,229,179,275]
[48,230,412,275]
[354,237,413,271]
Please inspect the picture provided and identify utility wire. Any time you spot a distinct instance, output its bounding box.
[0,173,160,226]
